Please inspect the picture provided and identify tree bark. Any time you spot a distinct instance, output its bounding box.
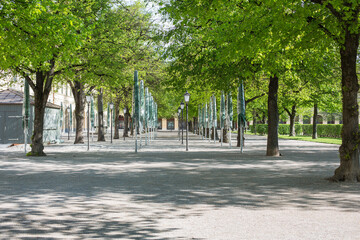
[124,107,130,137]
[266,75,280,156]
[97,88,105,141]
[331,30,360,182]
[312,102,318,139]
[286,104,296,137]
[31,76,48,156]
[70,80,85,144]
[114,94,121,139]
[28,67,54,156]
[253,110,257,135]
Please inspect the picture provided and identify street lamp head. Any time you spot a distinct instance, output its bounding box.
[109,102,114,110]
[184,91,190,103]
[178,107,181,114]
[86,95,91,103]
[123,107,127,114]
[180,101,184,110]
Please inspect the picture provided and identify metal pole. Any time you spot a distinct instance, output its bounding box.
[229,127,232,149]
[186,103,189,151]
[221,127,223,146]
[178,118,180,141]
[214,126,216,144]
[181,109,184,144]
[140,124,142,149]
[24,118,27,154]
[135,122,138,153]
[68,113,70,141]
[110,109,113,144]
[87,103,90,151]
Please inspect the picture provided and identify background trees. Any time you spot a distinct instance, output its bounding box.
[156,0,358,181]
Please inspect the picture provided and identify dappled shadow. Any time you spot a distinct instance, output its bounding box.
[0,133,359,238]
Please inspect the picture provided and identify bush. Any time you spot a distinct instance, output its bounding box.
[255,124,268,135]
[278,124,289,135]
[249,123,343,138]
[317,124,342,138]
[295,124,303,135]
[302,124,313,136]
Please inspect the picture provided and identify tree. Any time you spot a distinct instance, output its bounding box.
[0,0,107,155]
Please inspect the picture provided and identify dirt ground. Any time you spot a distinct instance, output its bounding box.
[0,131,359,239]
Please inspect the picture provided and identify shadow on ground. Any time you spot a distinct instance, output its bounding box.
[0,133,359,238]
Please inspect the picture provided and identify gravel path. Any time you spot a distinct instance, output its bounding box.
[0,131,359,239]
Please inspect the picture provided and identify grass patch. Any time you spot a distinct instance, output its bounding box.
[236,131,341,145]
[278,135,341,145]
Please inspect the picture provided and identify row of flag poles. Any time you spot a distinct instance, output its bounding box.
[198,81,246,153]
[133,70,158,153]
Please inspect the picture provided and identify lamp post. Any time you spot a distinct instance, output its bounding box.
[180,102,184,144]
[66,106,70,140]
[184,91,190,151]
[178,107,181,141]
[123,107,127,141]
[86,95,92,151]
[109,102,114,143]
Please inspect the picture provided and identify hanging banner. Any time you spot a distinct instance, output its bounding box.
[70,104,72,131]
[213,95,217,128]
[91,97,95,128]
[107,104,110,128]
[228,92,233,128]
[134,70,140,125]
[220,92,225,128]
[145,88,149,129]
[204,103,208,127]
[140,80,145,128]
[238,81,246,127]
[208,97,213,129]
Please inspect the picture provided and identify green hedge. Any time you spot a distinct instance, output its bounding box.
[250,124,343,138]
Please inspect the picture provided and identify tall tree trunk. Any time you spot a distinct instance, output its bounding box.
[331,30,360,182]
[70,80,85,144]
[312,102,318,139]
[266,75,280,156]
[253,110,257,135]
[286,104,296,137]
[124,107,129,137]
[31,83,47,156]
[97,88,105,141]
[26,67,54,156]
[114,95,121,139]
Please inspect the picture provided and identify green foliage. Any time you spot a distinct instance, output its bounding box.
[302,124,313,136]
[251,123,343,138]
[278,135,341,145]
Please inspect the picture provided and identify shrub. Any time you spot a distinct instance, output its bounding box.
[302,124,313,136]
[249,123,343,138]
[317,124,342,138]
[278,124,289,135]
[295,124,303,135]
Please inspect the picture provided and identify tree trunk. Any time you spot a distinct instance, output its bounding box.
[253,110,257,135]
[97,88,105,141]
[124,107,130,137]
[114,95,121,139]
[331,30,360,182]
[312,102,318,139]
[288,104,296,137]
[266,75,280,156]
[31,86,47,156]
[28,69,54,156]
[70,80,85,144]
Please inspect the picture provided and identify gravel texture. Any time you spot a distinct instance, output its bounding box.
[0,131,359,239]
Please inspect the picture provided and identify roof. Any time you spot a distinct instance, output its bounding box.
[0,89,61,109]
